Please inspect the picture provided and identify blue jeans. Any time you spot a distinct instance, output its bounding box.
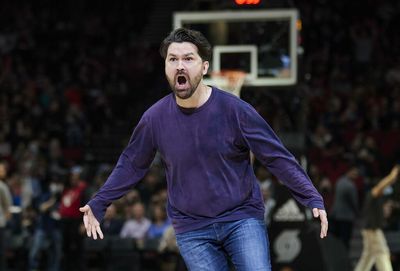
[176,218,271,271]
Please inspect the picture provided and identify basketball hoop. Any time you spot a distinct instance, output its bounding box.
[210,70,246,97]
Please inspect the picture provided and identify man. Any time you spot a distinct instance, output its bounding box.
[354,165,399,271]
[80,27,328,270]
[330,165,359,249]
[0,160,12,271]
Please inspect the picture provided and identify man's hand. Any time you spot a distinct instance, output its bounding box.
[79,205,104,240]
[313,208,328,239]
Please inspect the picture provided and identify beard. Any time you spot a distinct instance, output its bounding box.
[167,71,203,100]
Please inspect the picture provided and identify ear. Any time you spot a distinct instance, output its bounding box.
[202,61,209,75]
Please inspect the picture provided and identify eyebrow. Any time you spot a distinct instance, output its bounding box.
[168,53,196,57]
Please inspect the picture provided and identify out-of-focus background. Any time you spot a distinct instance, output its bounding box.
[0,0,399,270]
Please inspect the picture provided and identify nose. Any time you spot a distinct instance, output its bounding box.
[176,60,185,71]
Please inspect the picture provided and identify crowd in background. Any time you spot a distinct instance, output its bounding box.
[0,0,400,270]
[298,0,400,227]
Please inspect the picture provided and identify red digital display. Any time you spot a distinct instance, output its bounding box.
[235,0,261,5]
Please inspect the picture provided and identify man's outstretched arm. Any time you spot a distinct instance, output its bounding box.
[238,102,328,238]
[81,113,156,237]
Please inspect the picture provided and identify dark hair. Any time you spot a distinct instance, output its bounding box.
[0,159,8,167]
[159,27,212,62]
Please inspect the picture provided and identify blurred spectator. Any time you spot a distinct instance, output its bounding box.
[355,135,381,178]
[260,180,276,227]
[123,189,142,206]
[350,20,378,75]
[354,165,399,271]
[158,224,187,271]
[29,176,63,271]
[256,166,276,226]
[7,174,23,212]
[100,203,123,236]
[158,225,178,254]
[385,62,400,85]
[309,123,333,150]
[47,138,67,178]
[0,160,12,271]
[147,204,171,240]
[59,165,88,271]
[17,143,43,210]
[330,165,359,249]
[0,132,11,158]
[119,189,142,221]
[85,164,112,199]
[65,104,85,148]
[142,203,172,270]
[120,201,151,246]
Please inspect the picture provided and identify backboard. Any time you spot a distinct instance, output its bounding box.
[173,9,299,87]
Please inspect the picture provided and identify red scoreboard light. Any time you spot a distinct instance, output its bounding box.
[235,0,261,5]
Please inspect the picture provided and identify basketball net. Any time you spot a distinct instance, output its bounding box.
[210,70,246,98]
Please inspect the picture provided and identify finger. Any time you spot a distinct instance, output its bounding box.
[319,211,328,238]
[312,208,319,218]
[83,215,91,237]
[88,212,99,238]
[96,225,104,239]
[83,214,88,228]
[87,223,92,238]
[79,205,89,213]
[321,222,328,238]
[320,222,327,238]
[91,224,98,240]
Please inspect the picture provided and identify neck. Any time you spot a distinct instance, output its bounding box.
[176,83,211,108]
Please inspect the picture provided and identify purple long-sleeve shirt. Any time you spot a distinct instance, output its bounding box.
[88,87,324,234]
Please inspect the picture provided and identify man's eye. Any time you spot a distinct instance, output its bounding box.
[169,57,177,61]
[185,57,193,61]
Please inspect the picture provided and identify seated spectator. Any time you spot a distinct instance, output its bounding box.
[147,204,171,240]
[158,225,178,254]
[158,225,187,271]
[120,201,150,245]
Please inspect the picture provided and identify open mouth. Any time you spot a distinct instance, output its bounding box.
[177,75,187,85]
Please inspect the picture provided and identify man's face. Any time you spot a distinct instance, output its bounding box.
[70,172,80,186]
[132,203,145,219]
[165,42,209,100]
[348,167,359,180]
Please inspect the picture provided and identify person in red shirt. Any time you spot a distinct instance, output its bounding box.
[59,166,88,271]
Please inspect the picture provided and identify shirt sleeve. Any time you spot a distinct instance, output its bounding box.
[87,114,157,222]
[238,103,325,210]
